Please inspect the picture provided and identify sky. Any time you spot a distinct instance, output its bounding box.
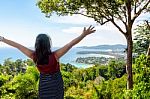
[0,0,149,48]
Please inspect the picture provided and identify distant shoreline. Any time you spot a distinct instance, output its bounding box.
[76,51,125,57]
[77,44,126,50]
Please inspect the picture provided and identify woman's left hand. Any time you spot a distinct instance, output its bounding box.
[82,25,96,36]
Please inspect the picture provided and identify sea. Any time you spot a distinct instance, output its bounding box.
[0,47,114,68]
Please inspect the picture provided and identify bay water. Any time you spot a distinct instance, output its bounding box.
[0,47,114,68]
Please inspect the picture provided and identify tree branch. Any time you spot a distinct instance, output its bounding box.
[121,6,128,23]
[134,1,137,14]
[74,12,110,25]
[97,19,110,25]
[76,11,126,35]
[115,13,128,31]
[111,18,126,36]
[132,0,150,23]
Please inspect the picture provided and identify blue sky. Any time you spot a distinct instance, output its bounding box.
[0,0,149,48]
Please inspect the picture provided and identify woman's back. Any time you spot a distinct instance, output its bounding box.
[33,52,60,74]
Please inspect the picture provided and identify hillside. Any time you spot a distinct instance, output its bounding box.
[78,44,127,51]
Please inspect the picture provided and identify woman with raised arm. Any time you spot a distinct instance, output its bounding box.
[0,25,96,99]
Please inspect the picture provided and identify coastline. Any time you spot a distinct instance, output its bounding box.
[0,46,125,68]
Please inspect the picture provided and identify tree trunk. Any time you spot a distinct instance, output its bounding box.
[126,34,133,89]
[147,44,150,56]
[126,0,133,90]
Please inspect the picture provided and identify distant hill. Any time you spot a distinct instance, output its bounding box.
[78,44,127,50]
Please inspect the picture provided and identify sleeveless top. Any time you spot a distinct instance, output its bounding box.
[33,52,60,74]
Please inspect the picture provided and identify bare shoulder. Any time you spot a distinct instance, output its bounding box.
[53,51,59,62]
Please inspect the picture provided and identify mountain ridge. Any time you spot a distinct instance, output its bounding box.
[78,44,127,50]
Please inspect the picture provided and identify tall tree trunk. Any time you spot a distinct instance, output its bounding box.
[126,0,133,90]
[126,34,133,89]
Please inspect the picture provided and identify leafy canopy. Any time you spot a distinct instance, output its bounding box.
[133,22,150,55]
[37,0,122,24]
[37,0,150,37]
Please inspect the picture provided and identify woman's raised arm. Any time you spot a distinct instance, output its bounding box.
[0,36,34,59]
[54,25,96,60]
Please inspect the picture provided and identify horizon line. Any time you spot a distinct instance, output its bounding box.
[0,44,127,48]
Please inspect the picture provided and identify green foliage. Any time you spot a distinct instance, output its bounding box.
[134,54,150,74]
[24,59,35,66]
[2,58,27,75]
[0,75,11,96]
[131,54,150,99]
[12,73,38,99]
[37,0,123,24]
[133,23,150,56]
[37,0,150,26]
[62,71,77,91]
[0,64,39,99]
[107,59,126,79]
[1,56,150,98]
[111,75,127,98]
[0,75,10,87]
[61,63,77,72]
[93,74,127,99]
[26,66,39,82]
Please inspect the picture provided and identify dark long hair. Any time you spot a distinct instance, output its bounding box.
[34,34,52,65]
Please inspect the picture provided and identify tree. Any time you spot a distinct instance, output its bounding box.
[37,0,150,89]
[133,21,150,56]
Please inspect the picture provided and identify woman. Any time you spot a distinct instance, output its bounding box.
[0,25,96,99]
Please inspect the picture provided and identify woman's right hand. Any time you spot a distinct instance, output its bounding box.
[0,36,4,41]
[82,25,96,36]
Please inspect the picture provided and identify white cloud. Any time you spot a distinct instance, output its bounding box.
[61,23,123,34]
[47,14,96,25]
[60,24,126,47]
